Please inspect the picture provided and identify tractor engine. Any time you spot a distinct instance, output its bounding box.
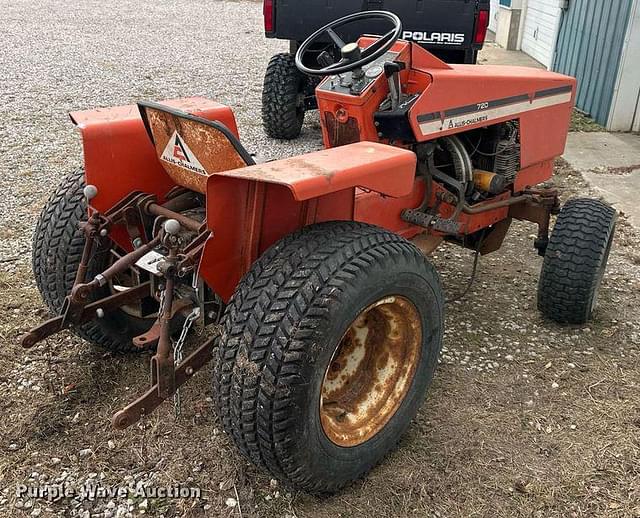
[429,120,521,201]
[474,121,521,184]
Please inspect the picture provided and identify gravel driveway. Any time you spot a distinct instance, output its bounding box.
[0,0,320,263]
[1,1,639,517]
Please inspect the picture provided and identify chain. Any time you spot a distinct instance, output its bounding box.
[158,284,166,316]
[174,306,200,364]
[173,306,200,417]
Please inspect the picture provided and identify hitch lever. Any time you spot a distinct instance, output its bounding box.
[150,219,182,398]
[384,61,405,111]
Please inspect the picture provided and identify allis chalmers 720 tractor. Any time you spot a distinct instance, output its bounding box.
[23,12,616,493]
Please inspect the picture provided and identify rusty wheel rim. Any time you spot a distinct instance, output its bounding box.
[320,296,422,447]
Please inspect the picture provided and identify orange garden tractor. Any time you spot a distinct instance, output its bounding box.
[23,12,616,493]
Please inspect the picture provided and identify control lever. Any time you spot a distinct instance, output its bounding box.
[341,43,364,80]
[384,61,406,110]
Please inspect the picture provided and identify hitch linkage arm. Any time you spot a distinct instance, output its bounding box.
[19,235,159,349]
[21,185,160,349]
[112,219,214,430]
[20,185,205,349]
[21,186,215,430]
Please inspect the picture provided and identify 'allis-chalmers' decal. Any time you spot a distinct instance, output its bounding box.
[417,86,573,136]
[161,131,207,175]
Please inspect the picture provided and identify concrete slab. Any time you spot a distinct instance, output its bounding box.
[582,169,640,228]
[563,132,640,172]
[563,132,640,227]
[477,42,544,69]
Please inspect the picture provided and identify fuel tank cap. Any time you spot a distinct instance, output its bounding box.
[365,65,383,79]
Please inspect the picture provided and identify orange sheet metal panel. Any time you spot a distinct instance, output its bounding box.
[408,49,576,169]
[71,97,240,214]
[199,176,356,301]
[514,160,554,192]
[354,183,424,239]
[315,39,413,148]
[140,104,249,194]
[199,141,417,301]
[217,141,417,201]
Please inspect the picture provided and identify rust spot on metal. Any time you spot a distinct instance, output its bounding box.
[319,296,422,447]
[285,157,337,180]
[132,321,161,349]
[145,108,247,194]
[324,111,361,148]
[223,155,338,185]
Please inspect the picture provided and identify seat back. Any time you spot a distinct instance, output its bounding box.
[139,101,255,194]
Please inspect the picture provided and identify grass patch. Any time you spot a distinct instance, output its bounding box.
[570,110,605,132]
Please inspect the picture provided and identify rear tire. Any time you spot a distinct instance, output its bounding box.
[32,169,153,352]
[537,198,616,324]
[213,222,444,493]
[261,53,307,140]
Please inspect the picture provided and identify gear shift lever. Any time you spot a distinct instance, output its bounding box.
[384,61,405,110]
[341,43,364,80]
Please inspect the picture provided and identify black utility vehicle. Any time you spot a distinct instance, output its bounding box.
[261,0,491,139]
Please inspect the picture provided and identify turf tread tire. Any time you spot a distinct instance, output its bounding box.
[32,169,142,352]
[213,221,444,493]
[537,198,616,324]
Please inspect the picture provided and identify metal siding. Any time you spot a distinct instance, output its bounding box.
[609,0,640,131]
[489,0,500,32]
[522,0,563,67]
[553,0,633,125]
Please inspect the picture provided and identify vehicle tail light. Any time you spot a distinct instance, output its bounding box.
[264,0,274,33]
[474,9,489,44]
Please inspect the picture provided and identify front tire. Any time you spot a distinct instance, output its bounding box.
[261,53,307,140]
[537,198,616,324]
[213,222,444,493]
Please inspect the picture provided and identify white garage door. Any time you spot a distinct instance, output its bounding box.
[521,0,563,68]
[489,0,500,33]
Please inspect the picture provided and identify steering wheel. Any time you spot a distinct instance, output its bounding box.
[295,11,402,77]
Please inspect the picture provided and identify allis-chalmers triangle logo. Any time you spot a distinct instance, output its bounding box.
[160,131,207,174]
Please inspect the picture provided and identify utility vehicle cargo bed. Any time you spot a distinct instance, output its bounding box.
[265,0,490,63]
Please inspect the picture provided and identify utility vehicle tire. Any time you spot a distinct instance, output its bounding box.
[262,53,307,140]
[32,168,152,352]
[213,222,444,493]
[538,198,616,324]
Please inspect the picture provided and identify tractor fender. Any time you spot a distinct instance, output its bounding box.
[214,142,417,201]
[200,142,418,300]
